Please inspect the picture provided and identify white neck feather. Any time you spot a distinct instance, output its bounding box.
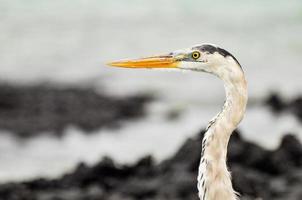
[197,64,248,200]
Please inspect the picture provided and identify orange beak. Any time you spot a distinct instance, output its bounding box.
[107,55,179,69]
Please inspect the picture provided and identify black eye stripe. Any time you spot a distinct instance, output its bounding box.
[192,44,242,69]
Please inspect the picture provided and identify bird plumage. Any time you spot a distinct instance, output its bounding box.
[108,44,248,200]
[197,62,247,200]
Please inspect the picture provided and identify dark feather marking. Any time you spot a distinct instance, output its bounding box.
[193,44,242,69]
[203,187,207,200]
[202,142,206,149]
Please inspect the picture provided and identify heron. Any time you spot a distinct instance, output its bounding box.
[108,44,248,200]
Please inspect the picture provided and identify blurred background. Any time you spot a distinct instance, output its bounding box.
[0,0,301,200]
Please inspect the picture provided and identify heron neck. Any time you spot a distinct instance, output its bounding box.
[197,74,248,200]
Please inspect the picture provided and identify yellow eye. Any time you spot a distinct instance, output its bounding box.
[191,51,201,59]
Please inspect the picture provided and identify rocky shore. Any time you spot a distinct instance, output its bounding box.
[0,129,301,200]
[266,93,302,122]
[0,86,301,200]
[0,84,151,137]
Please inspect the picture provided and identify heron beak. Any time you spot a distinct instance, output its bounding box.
[107,55,180,69]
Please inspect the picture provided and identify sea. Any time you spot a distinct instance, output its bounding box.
[0,0,301,182]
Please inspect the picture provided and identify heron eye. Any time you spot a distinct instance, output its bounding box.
[191,51,201,59]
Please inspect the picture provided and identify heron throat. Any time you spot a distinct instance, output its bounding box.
[197,69,248,200]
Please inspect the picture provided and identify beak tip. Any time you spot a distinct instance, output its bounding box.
[106,62,119,67]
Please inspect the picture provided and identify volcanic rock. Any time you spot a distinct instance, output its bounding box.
[0,130,301,200]
[0,84,151,137]
[266,93,302,122]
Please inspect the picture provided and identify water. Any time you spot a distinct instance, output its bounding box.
[0,0,301,99]
[0,0,301,182]
[0,102,301,182]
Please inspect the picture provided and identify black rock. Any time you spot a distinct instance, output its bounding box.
[288,97,302,122]
[269,177,287,197]
[266,134,302,175]
[265,93,302,123]
[119,178,158,199]
[0,131,301,200]
[232,164,271,199]
[265,93,286,113]
[0,84,152,137]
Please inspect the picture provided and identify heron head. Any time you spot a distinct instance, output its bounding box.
[108,44,242,79]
